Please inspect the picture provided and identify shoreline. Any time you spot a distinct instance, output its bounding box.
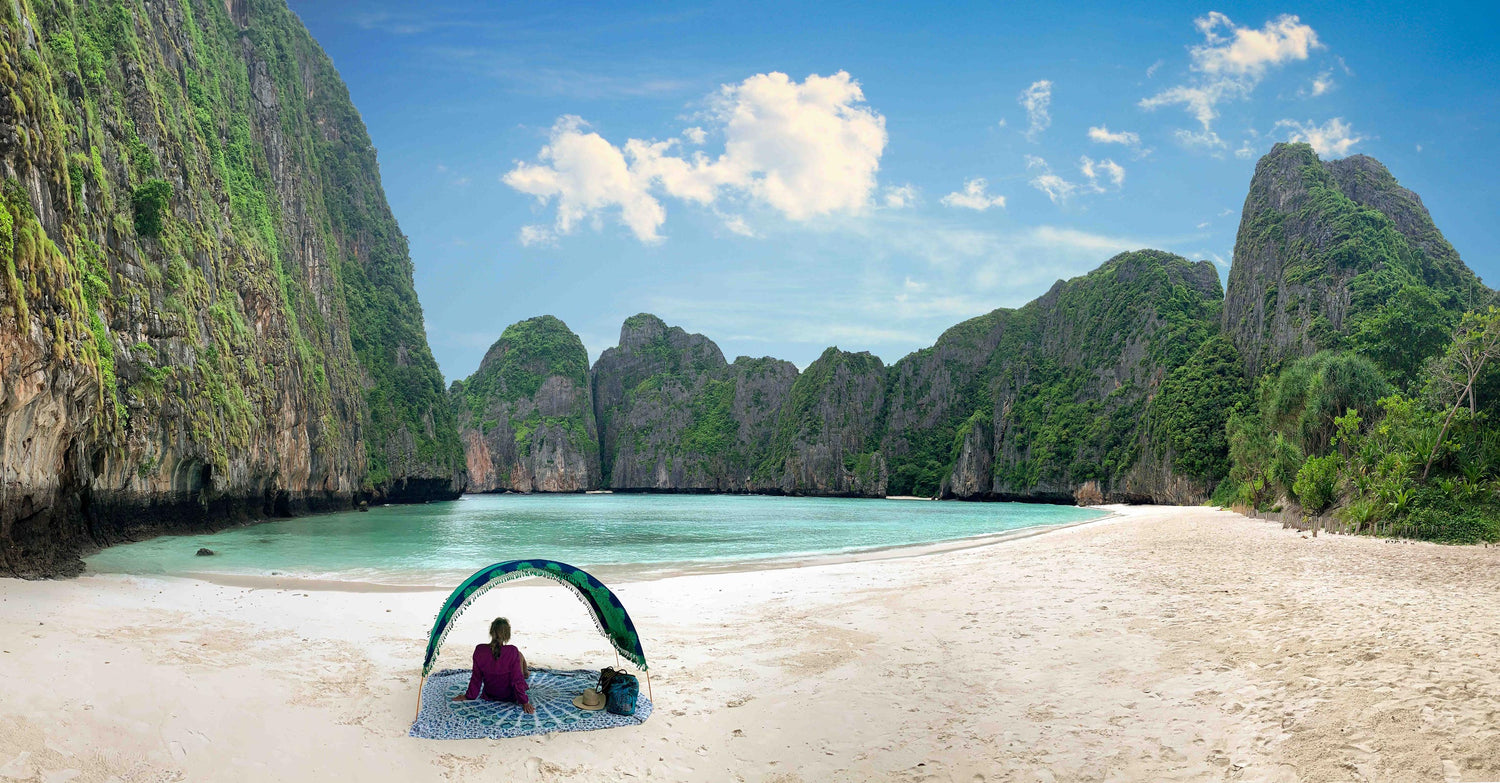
[3,505,1499,781]
[108,507,1123,593]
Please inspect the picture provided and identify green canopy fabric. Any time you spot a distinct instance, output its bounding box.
[421,560,647,676]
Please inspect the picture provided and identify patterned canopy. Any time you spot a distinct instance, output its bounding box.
[421,559,648,676]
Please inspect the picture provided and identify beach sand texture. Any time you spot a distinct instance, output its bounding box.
[1,505,1498,782]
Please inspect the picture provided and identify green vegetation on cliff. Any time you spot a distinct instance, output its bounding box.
[884,250,1224,499]
[454,315,590,422]
[1218,146,1498,543]
[1224,143,1489,380]
[1147,336,1250,489]
[450,316,598,492]
[755,347,885,493]
[1,0,462,574]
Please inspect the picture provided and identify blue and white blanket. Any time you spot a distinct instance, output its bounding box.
[410,668,652,740]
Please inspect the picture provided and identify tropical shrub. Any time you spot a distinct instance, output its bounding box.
[1292,454,1341,513]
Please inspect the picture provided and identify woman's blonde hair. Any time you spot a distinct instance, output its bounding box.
[489,617,512,658]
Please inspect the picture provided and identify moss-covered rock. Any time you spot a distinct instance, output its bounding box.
[452,316,599,492]
[1223,142,1491,379]
[590,313,801,491]
[0,0,462,576]
[880,250,1226,502]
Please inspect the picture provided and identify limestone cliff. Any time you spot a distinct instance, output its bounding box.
[753,348,887,496]
[1223,143,1489,378]
[0,0,463,576]
[451,316,598,492]
[585,252,1225,503]
[922,251,1227,503]
[590,314,797,491]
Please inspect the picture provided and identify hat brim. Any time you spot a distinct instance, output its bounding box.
[572,694,606,711]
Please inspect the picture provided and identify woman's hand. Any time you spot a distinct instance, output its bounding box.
[522,702,536,714]
[451,694,468,702]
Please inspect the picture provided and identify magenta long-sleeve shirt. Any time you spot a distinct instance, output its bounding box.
[464,644,529,704]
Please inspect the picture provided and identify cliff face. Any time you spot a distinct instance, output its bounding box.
[451,316,598,492]
[1223,143,1488,378]
[0,0,462,576]
[581,254,1226,503]
[754,348,887,496]
[590,313,797,490]
[928,251,1226,503]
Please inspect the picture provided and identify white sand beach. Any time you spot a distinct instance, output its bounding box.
[2,505,1499,782]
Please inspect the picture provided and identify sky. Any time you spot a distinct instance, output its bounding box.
[286,0,1499,381]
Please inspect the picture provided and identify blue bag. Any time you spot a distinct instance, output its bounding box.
[600,668,639,716]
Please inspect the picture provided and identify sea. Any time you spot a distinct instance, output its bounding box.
[84,493,1105,584]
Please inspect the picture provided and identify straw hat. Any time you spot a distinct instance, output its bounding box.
[573,688,606,711]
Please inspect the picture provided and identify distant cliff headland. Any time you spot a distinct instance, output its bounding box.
[455,253,1226,504]
[452,143,1499,551]
[2,0,1495,577]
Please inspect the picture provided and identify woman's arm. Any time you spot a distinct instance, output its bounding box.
[454,648,484,701]
[509,649,531,709]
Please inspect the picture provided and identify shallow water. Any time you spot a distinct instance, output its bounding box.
[85,493,1104,582]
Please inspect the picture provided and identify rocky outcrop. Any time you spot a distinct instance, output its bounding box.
[452,316,599,492]
[587,319,889,496]
[583,252,1224,503]
[754,348,888,496]
[0,0,462,576]
[1222,143,1489,377]
[590,314,799,491]
[930,251,1225,503]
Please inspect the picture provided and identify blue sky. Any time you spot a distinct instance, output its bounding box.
[287,0,1499,381]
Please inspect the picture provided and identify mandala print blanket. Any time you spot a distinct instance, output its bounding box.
[410,668,653,740]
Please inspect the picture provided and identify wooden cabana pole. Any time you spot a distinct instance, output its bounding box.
[414,674,427,721]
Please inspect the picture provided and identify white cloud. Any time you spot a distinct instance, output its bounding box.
[1301,71,1335,97]
[720,213,754,237]
[503,71,888,244]
[1190,12,1321,77]
[996,118,1008,128]
[1088,125,1140,146]
[1196,221,1210,229]
[1019,80,1053,142]
[1174,128,1226,151]
[1234,139,1256,159]
[883,184,919,209]
[706,71,888,219]
[1146,59,1164,78]
[1026,155,1124,203]
[940,178,1007,211]
[518,224,557,247]
[1141,82,1248,129]
[1416,143,1423,153]
[1027,225,1143,255]
[1079,156,1125,188]
[1274,117,1364,157]
[1141,13,1322,129]
[504,116,667,242]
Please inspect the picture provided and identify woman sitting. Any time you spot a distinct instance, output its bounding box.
[452,617,534,713]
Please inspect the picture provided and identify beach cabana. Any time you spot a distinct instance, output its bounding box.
[410,559,653,739]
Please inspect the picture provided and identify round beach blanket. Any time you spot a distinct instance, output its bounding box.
[410,668,653,740]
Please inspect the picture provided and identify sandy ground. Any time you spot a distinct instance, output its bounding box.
[1,505,1499,782]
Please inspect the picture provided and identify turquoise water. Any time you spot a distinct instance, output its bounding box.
[84,494,1103,583]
